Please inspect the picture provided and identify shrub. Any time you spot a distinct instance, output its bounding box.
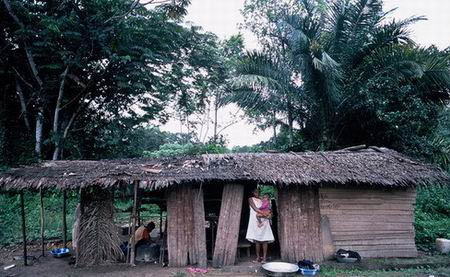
[143,143,228,158]
[0,192,79,245]
[414,185,450,250]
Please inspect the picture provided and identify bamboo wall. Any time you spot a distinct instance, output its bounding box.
[212,183,244,267]
[319,187,418,258]
[278,186,324,263]
[166,185,207,267]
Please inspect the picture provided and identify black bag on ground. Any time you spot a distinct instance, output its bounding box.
[298,259,315,269]
[336,249,362,261]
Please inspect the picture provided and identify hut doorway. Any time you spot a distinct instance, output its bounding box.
[204,183,282,267]
[237,185,281,262]
[203,184,223,261]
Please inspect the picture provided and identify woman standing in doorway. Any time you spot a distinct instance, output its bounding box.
[245,188,275,263]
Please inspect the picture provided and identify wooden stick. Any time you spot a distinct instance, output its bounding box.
[126,212,132,263]
[75,188,84,267]
[138,208,141,226]
[20,191,27,266]
[40,188,45,257]
[341,144,367,151]
[130,182,138,266]
[62,190,67,248]
[164,212,168,236]
[159,206,163,239]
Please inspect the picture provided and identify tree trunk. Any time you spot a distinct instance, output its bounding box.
[213,97,219,144]
[272,110,277,142]
[52,66,69,160]
[16,79,31,131]
[4,0,45,161]
[35,107,44,161]
[287,98,294,145]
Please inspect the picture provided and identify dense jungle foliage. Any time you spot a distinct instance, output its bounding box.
[0,0,449,250]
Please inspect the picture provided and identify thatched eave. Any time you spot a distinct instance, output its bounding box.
[0,147,448,191]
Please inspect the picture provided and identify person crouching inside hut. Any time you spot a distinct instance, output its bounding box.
[134,221,156,247]
[132,221,160,262]
[246,189,274,263]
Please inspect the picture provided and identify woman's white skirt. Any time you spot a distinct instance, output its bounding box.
[245,199,275,243]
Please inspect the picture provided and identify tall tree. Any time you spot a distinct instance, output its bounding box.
[0,0,220,162]
[238,0,450,154]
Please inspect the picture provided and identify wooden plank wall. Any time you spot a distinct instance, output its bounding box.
[167,185,207,267]
[212,183,244,267]
[278,186,323,263]
[192,187,207,268]
[319,188,418,258]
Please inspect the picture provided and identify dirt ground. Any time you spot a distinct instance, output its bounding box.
[0,255,259,277]
[1,244,449,277]
[0,244,261,277]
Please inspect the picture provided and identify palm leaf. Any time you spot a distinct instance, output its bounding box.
[350,16,426,67]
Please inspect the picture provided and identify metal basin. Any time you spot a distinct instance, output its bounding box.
[50,248,70,258]
[262,262,299,276]
[336,256,358,263]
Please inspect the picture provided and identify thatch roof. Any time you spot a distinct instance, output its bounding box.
[0,146,448,191]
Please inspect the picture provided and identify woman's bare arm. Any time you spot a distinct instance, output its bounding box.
[248,197,261,213]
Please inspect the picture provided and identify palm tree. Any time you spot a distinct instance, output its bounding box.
[236,0,450,151]
[280,0,449,149]
[231,51,300,145]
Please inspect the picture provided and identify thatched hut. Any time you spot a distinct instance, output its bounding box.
[0,146,448,267]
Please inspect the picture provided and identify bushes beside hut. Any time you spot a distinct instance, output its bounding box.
[414,185,450,250]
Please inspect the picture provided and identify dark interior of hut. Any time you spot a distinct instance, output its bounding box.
[202,184,281,262]
[112,183,281,265]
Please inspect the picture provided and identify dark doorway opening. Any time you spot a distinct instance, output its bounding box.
[238,184,281,262]
[202,183,281,263]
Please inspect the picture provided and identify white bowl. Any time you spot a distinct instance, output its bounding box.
[262,262,299,273]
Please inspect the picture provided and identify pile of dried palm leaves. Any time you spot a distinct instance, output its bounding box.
[76,188,124,266]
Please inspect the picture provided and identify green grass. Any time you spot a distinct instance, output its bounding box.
[0,191,79,245]
[0,191,163,245]
[319,266,450,277]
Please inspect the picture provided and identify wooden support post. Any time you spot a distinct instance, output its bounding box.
[40,188,45,257]
[20,191,28,266]
[130,182,138,266]
[126,211,132,263]
[192,187,207,268]
[159,207,163,239]
[62,190,67,248]
[137,192,141,226]
[138,208,141,226]
[76,188,85,266]
[164,213,167,239]
[213,183,244,268]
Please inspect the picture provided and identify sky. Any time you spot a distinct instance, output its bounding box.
[160,0,450,147]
